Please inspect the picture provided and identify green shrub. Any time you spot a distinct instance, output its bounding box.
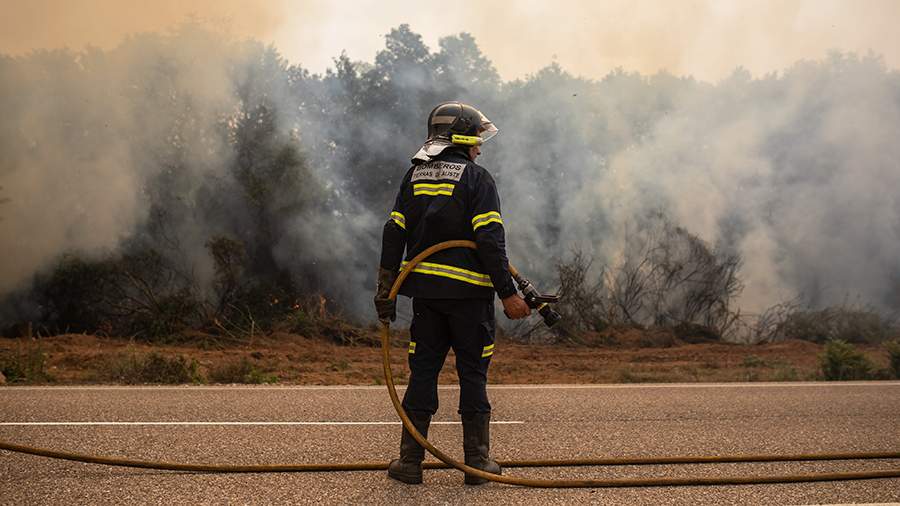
[616,368,638,383]
[0,340,53,383]
[773,365,799,381]
[819,339,873,380]
[741,355,765,368]
[208,357,277,384]
[102,351,203,384]
[885,340,900,379]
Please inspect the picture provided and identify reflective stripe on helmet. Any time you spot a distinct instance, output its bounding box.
[416,102,498,163]
[451,134,481,146]
[431,115,457,125]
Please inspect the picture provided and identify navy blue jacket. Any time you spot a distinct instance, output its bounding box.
[379,149,516,300]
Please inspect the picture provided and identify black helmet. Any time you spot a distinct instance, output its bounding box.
[413,101,498,162]
[427,102,498,142]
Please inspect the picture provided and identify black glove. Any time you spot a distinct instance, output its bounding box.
[374,267,398,322]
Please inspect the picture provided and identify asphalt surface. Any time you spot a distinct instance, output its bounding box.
[1,382,899,505]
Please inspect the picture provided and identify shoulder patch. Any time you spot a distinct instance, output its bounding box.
[411,161,466,182]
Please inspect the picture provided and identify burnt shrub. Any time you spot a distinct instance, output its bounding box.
[207,236,248,317]
[777,305,895,344]
[33,254,119,334]
[35,250,200,340]
[550,213,743,342]
[205,236,307,341]
[819,339,873,380]
[554,250,608,341]
[285,295,371,345]
[30,238,306,343]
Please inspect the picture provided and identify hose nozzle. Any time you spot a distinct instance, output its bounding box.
[510,272,562,328]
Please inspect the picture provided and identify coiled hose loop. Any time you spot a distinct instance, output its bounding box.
[380,240,900,487]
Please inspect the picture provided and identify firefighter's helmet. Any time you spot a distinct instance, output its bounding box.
[412,101,498,162]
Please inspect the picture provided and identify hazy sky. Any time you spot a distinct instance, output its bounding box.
[2,0,900,81]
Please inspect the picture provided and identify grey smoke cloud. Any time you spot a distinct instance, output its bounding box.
[1,21,898,329]
[1,28,273,298]
[487,60,900,314]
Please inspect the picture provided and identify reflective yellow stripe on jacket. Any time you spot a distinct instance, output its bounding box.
[472,211,502,231]
[390,211,406,229]
[413,182,455,196]
[401,260,493,287]
[482,344,494,358]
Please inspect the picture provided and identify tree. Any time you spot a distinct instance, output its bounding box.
[433,33,501,95]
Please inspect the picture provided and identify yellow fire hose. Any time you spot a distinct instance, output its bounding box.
[1,239,900,487]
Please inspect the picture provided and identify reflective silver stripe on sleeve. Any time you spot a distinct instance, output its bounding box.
[390,211,406,229]
[472,211,503,231]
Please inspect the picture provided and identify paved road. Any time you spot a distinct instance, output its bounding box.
[1,383,899,505]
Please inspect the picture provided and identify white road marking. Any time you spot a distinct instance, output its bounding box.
[2,382,898,391]
[0,421,524,427]
[490,382,900,390]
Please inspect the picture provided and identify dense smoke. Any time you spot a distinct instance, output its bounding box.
[489,58,900,315]
[1,24,898,331]
[1,28,261,295]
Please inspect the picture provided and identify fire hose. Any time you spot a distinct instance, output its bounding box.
[1,239,900,487]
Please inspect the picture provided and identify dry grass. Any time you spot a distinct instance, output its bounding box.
[2,330,896,385]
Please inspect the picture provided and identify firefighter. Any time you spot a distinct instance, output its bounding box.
[374,101,530,485]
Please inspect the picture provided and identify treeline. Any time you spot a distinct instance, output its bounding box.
[1,23,899,344]
[0,24,511,340]
[1,26,327,339]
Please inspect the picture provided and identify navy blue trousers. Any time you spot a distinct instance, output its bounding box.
[401,298,496,415]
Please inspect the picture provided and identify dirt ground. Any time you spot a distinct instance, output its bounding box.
[0,329,894,385]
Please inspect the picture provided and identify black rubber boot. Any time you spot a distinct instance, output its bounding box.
[461,412,502,485]
[387,410,431,484]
